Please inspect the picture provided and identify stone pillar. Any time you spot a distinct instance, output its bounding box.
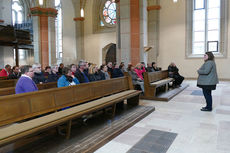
[147,0,160,63]
[140,0,148,64]
[48,17,56,65]
[118,0,131,66]
[117,0,147,66]
[73,0,85,62]
[30,7,57,68]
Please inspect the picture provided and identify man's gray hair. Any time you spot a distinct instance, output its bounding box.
[32,63,41,69]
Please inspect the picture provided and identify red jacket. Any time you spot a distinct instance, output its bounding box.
[0,69,8,77]
[134,67,146,80]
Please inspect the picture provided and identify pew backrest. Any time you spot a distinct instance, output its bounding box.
[0,77,132,127]
[0,79,18,88]
[144,70,169,85]
[0,82,57,96]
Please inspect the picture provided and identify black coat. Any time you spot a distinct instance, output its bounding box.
[8,72,21,79]
[47,72,59,82]
[112,68,124,78]
[74,69,89,83]
[33,72,47,84]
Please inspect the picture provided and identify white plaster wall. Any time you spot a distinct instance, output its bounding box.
[1,0,12,25]
[0,0,14,68]
[84,0,116,65]
[158,0,230,80]
[62,0,77,65]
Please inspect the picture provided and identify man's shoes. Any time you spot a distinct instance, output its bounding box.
[200,107,212,111]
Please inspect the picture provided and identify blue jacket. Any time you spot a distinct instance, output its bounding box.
[57,75,80,87]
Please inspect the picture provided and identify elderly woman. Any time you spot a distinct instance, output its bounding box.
[197,52,219,112]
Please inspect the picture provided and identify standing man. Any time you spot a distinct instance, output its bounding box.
[15,65,38,94]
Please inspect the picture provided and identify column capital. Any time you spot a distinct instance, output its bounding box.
[73,17,85,21]
[30,7,58,17]
[147,5,161,11]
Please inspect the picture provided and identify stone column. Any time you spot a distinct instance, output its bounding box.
[147,0,160,63]
[118,0,131,66]
[30,7,57,68]
[117,0,147,66]
[73,0,85,62]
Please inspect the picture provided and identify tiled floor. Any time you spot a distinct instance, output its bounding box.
[95,80,230,153]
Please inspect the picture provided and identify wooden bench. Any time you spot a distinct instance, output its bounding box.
[0,79,18,88]
[143,70,174,100]
[0,76,141,147]
[0,82,57,96]
[0,76,8,80]
[143,70,188,101]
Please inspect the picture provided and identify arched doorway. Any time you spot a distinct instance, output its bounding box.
[102,43,116,64]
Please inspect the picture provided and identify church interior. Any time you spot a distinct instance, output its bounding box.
[0,0,230,153]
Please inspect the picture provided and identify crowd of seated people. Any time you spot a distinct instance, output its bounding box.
[0,60,183,95]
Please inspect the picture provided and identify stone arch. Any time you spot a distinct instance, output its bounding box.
[102,43,116,64]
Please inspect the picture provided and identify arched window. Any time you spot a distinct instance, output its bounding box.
[12,0,24,25]
[55,0,63,61]
[101,0,116,27]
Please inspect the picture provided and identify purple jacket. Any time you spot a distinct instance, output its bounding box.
[15,76,38,94]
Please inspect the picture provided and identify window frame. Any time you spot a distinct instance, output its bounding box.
[55,0,63,60]
[186,0,228,58]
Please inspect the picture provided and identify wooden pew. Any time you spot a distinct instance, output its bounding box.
[143,70,188,101]
[0,76,141,147]
[0,79,18,88]
[0,77,8,80]
[0,82,57,96]
[143,70,174,100]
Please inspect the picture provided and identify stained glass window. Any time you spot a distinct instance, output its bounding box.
[102,0,116,25]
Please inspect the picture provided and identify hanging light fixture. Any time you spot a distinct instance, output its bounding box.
[39,0,43,6]
[173,0,178,3]
[80,8,84,17]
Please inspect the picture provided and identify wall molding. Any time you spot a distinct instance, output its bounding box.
[30,7,58,17]
[147,5,161,11]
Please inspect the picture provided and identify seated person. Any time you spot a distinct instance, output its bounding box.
[47,65,59,82]
[127,64,144,92]
[119,62,126,73]
[152,62,161,71]
[32,63,47,84]
[134,63,146,81]
[168,62,184,87]
[75,61,89,83]
[15,65,38,94]
[112,64,124,78]
[94,66,105,81]
[100,64,110,80]
[9,66,21,79]
[0,64,11,77]
[58,67,80,87]
[70,64,77,76]
[147,63,154,72]
[88,65,97,82]
[44,66,51,77]
[107,62,113,75]
[58,63,64,75]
